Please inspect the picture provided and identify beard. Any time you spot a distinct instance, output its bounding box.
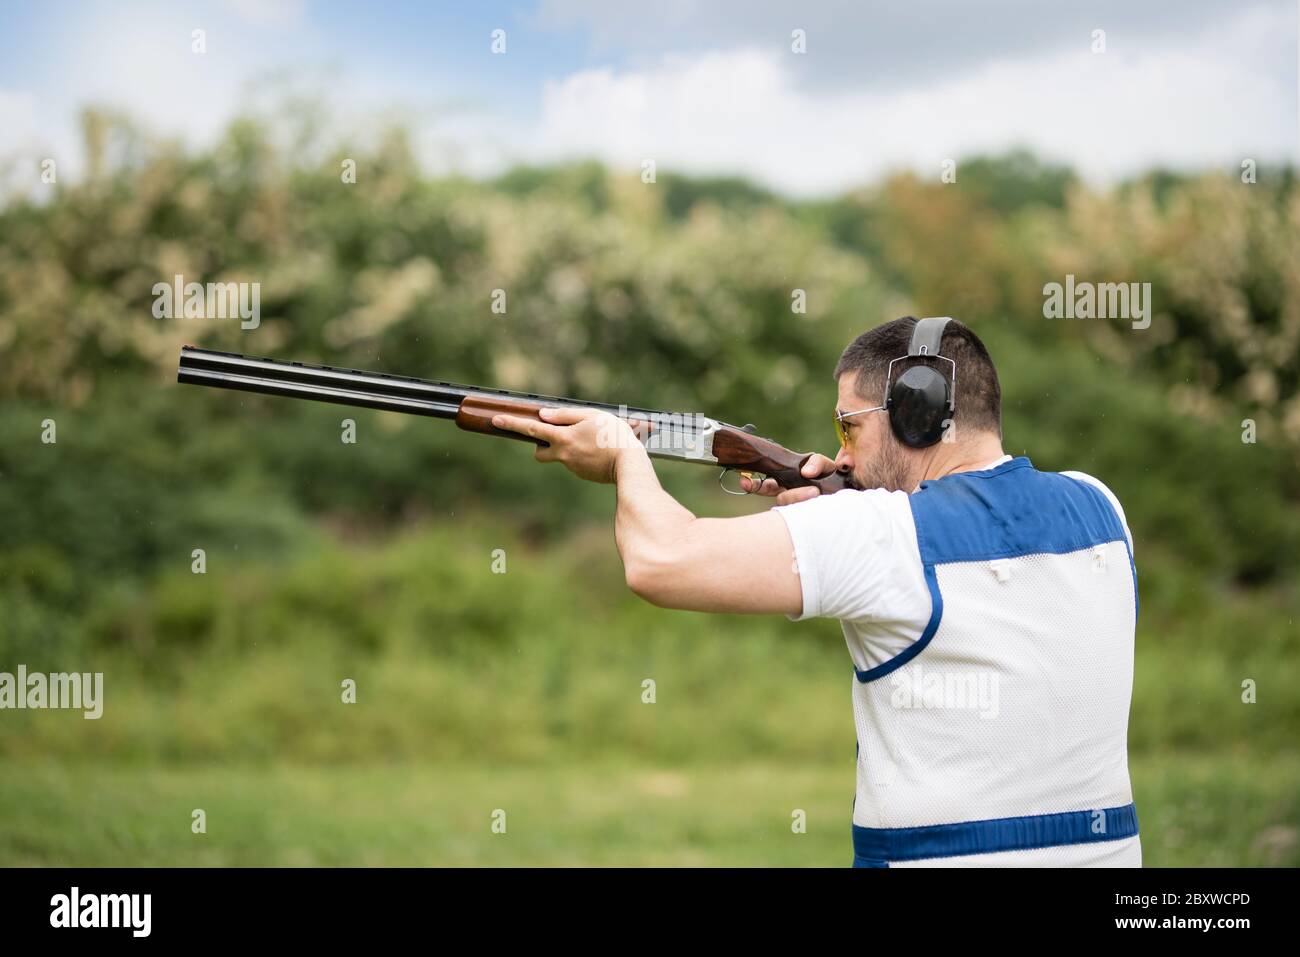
[855,438,914,492]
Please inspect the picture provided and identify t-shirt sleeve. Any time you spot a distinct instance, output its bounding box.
[774,488,924,623]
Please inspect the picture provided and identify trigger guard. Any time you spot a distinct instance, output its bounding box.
[718,468,759,496]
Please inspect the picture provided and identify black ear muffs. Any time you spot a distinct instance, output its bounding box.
[889,365,952,447]
[886,317,957,449]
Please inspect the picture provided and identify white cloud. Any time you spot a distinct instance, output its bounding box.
[2,0,1291,196]
[532,4,1296,195]
[0,90,38,145]
[223,0,307,28]
[0,1,321,184]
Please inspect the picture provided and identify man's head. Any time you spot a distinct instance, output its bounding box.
[832,316,1003,492]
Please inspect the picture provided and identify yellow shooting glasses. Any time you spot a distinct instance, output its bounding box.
[834,404,886,448]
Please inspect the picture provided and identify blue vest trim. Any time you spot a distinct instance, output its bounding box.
[853,562,942,683]
[910,457,1129,565]
[1121,537,1139,624]
[852,803,1138,865]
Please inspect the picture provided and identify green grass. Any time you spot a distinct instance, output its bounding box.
[1,754,1295,867]
[1131,755,1300,867]
[2,521,1296,867]
[0,760,853,867]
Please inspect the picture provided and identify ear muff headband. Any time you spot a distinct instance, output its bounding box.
[885,317,957,448]
[907,316,952,359]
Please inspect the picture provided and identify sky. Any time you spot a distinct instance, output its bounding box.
[0,0,1296,196]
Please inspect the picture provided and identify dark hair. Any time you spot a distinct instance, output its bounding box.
[834,316,1002,438]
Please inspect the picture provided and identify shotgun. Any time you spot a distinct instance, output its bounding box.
[176,346,851,494]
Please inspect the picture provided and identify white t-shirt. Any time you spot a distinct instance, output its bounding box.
[774,456,1133,674]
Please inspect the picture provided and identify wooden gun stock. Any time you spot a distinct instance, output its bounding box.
[711,425,852,494]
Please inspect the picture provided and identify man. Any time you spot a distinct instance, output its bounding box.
[492,316,1140,867]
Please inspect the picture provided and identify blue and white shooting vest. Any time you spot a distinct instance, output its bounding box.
[851,457,1140,867]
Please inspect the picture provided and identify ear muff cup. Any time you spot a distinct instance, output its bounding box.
[888,365,952,448]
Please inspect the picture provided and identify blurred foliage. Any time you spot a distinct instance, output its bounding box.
[0,109,1297,864]
[1,110,1297,590]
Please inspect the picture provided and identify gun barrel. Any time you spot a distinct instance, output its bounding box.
[177,346,663,420]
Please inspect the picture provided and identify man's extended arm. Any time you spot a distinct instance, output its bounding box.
[612,438,802,615]
[490,405,805,615]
